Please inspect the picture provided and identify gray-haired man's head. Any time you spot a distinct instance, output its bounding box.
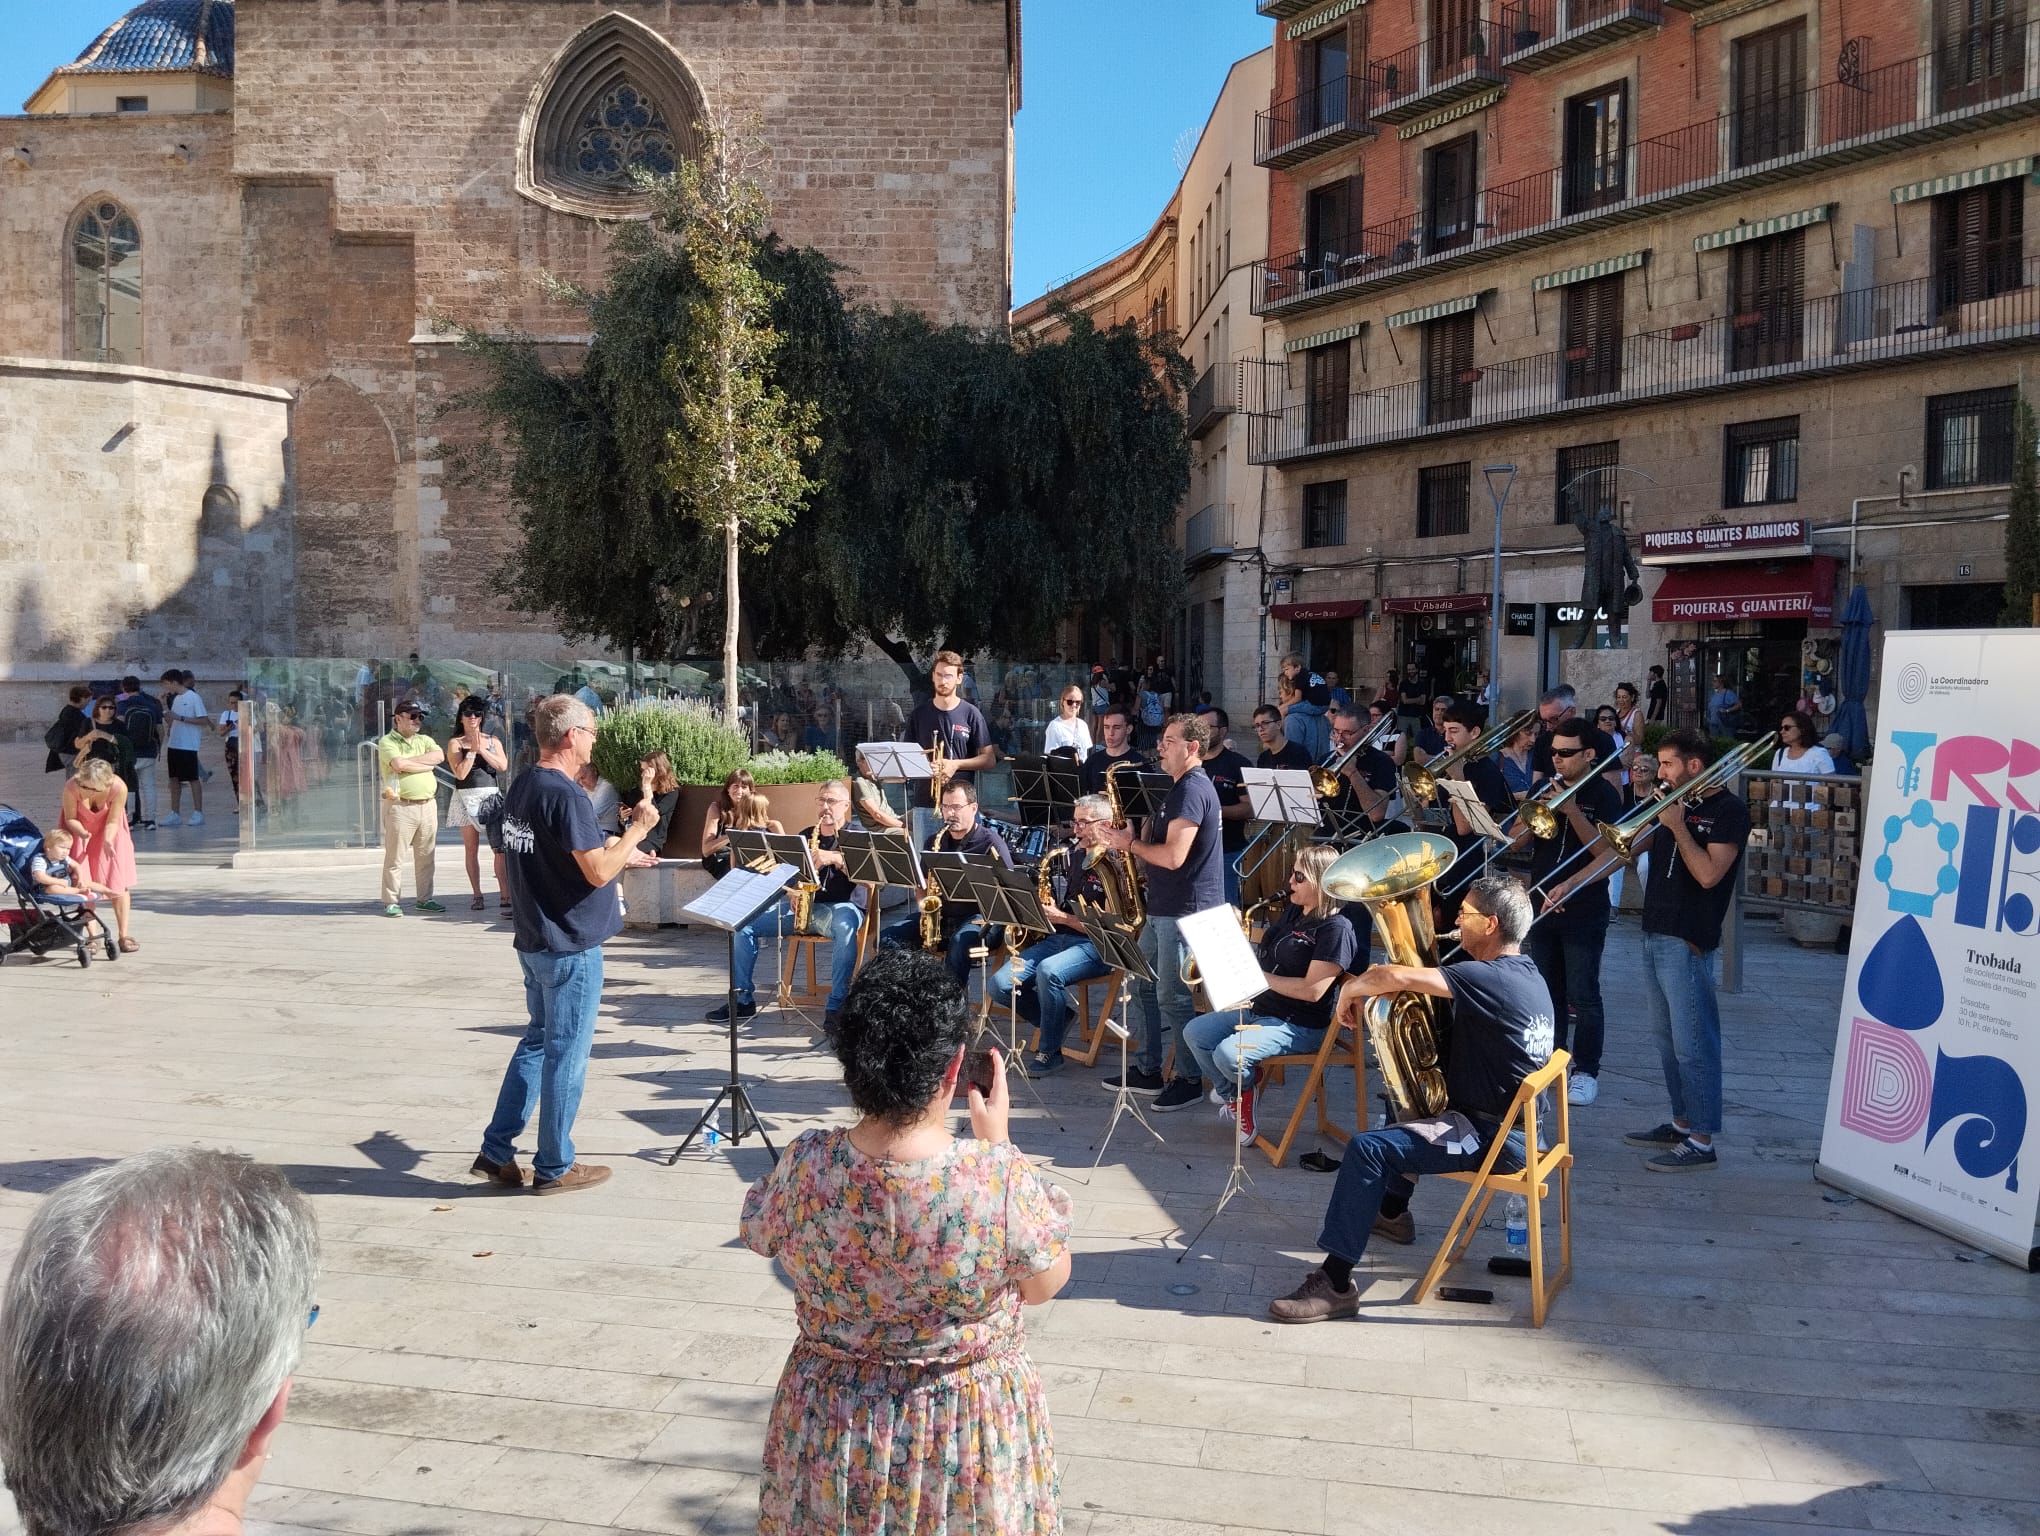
[0,1148,319,1536]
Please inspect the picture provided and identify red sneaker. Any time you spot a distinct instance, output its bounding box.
[1221,1077,1258,1146]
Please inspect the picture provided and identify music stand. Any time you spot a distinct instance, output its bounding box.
[856,741,932,784]
[1171,904,1274,1260]
[1011,752,1083,830]
[970,865,1056,1087]
[664,864,796,1166]
[925,854,1009,1020]
[725,830,823,1029]
[1241,768,1319,884]
[1077,902,1165,1168]
[837,827,920,968]
[1118,769,1174,824]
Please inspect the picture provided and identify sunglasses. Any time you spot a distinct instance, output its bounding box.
[1288,870,1311,884]
[1552,745,1593,758]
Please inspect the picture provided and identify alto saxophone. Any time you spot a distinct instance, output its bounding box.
[918,828,948,950]
[790,821,823,934]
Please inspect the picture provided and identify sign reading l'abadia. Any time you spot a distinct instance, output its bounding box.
[1816,630,2040,1269]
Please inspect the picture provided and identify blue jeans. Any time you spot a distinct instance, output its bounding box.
[812,899,863,1011]
[1184,1009,1324,1099]
[1318,1123,1526,1263]
[880,915,982,986]
[988,932,1109,1054]
[482,946,604,1183]
[1641,929,1723,1136]
[731,898,791,1005]
[1134,913,1194,1081]
[1527,905,1609,1077]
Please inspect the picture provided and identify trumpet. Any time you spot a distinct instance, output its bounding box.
[1593,732,1777,865]
[1403,708,1537,808]
[1521,745,1626,840]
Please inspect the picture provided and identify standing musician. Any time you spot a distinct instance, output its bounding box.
[1269,874,1555,1323]
[1542,727,1750,1172]
[906,650,994,828]
[1367,698,1408,768]
[1196,706,1255,906]
[1323,705,1402,839]
[1101,713,1225,1108]
[880,779,1013,986]
[1428,701,1516,899]
[1081,704,1146,795]
[1251,704,1312,770]
[1512,718,1622,1108]
[987,793,1118,1073]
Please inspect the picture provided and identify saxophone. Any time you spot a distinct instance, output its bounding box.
[918,827,948,950]
[1036,842,1070,916]
[790,821,823,935]
[1321,832,1459,1124]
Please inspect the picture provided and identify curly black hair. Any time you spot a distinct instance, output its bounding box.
[835,948,972,1126]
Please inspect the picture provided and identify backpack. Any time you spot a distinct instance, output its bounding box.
[123,701,159,757]
[42,715,68,754]
[1139,689,1164,728]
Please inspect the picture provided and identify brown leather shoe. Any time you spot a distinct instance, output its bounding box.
[469,1154,526,1187]
[1268,1267,1361,1324]
[1372,1209,1416,1245]
[531,1162,612,1196]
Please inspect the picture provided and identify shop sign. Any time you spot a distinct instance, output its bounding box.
[1270,599,1369,621]
[1551,603,1612,625]
[1640,518,1810,565]
[1381,593,1493,615]
[1504,603,1537,636]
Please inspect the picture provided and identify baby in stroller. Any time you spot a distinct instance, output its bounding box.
[0,805,118,966]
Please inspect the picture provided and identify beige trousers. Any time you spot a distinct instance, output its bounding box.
[381,798,437,905]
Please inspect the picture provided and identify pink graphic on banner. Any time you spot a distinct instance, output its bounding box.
[1838,1018,1932,1143]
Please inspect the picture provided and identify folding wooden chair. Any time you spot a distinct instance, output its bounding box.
[1412,1049,1574,1328]
[1034,973,1123,1066]
[1251,1018,1367,1167]
[778,933,832,1008]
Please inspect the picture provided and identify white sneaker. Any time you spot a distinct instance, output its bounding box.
[1567,1072,1599,1106]
[159,813,182,827]
[188,812,205,826]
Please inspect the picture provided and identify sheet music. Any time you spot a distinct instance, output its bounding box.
[1439,778,1508,842]
[1178,904,1266,1013]
[857,742,932,780]
[1243,767,1319,825]
[682,864,798,931]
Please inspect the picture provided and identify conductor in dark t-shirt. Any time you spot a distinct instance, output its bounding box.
[905,649,994,811]
[475,694,656,1198]
[1269,874,1555,1323]
[1102,713,1225,1103]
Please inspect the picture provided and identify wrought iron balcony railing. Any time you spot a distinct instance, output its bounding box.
[1369,18,1510,124]
[1254,22,2040,315]
[1186,363,1237,439]
[1256,73,1376,168]
[1498,0,1665,71]
[1248,261,2040,463]
[1184,502,1236,565]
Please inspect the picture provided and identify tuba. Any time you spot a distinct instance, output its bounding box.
[1323,832,1460,1124]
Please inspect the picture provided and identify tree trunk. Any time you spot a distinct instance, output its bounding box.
[724,515,741,725]
[872,633,929,700]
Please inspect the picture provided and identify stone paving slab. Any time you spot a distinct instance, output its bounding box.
[0,830,2035,1535]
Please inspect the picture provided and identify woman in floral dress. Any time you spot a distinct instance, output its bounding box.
[741,948,1072,1535]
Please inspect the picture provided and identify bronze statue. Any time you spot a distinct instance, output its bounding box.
[1571,497,1642,649]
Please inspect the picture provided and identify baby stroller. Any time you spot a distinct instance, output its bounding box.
[0,804,118,968]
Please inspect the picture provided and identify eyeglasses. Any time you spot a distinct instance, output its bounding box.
[1072,816,1107,828]
[1288,870,1310,884]
[1552,745,1592,758]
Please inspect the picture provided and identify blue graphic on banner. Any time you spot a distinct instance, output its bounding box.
[1854,915,1944,1031]
[1954,805,2000,930]
[1874,800,1961,916]
[1889,729,1937,795]
[1926,1048,2026,1190]
[1996,811,2040,936]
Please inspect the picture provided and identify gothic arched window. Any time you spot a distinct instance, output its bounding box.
[70,199,142,364]
[518,14,706,218]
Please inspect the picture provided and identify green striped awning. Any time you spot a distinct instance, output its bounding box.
[1385,290,1490,329]
[1693,203,1833,252]
[1286,0,1367,39]
[1284,320,1369,353]
[1532,250,1650,291]
[1398,87,1506,140]
[1891,157,2037,204]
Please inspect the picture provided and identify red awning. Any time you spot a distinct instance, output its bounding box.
[1270,599,1369,621]
[1651,556,1837,623]
[1381,593,1492,615]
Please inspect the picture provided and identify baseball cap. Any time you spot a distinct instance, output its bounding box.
[394,701,425,718]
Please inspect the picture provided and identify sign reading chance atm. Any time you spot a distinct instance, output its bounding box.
[1640,518,1811,565]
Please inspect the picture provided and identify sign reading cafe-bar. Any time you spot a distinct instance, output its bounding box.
[1641,518,1811,565]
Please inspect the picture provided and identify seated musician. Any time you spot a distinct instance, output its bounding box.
[1080,705,1145,796]
[710,780,865,1027]
[1429,701,1516,900]
[1179,843,1359,1147]
[1269,873,1555,1323]
[879,780,1013,985]
[987,793,1118,1073]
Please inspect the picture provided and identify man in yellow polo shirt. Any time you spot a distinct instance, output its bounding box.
[379,702,445,916]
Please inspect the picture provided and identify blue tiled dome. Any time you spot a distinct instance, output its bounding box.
[60,0,235,79]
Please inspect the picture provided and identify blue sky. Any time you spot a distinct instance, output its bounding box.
[1,0,1270,307]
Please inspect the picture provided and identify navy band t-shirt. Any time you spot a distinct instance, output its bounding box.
[1442,952,1556,1121]
[907,699,991,808]
[1140,766,1225,917]
[1252,908,1360,1032]
[1202,746,1254,852]
[1527,770,1624,919]
[500,765,621,955]
[1640,787,1752,953]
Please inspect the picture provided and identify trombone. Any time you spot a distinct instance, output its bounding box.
[1309,707,1400,799]
[1402,708,1537,810]
[1591,732,1777,865]
[1514,745,1627,841]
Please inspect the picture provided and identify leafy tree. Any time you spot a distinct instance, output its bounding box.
[2002,394,2040,628]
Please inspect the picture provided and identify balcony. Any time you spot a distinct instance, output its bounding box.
[1253,21,2040,316]
[1187,363,1236,439]
[1247,261,2040,464]
[1256,74,1376,169]
[1369,20,1509,125]
[1184,502,1235,569]
[1499,0,1664,71]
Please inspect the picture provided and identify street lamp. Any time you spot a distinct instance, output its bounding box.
[1481,464,1516,709]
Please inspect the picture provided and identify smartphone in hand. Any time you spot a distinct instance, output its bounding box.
[964,1041,999,1099]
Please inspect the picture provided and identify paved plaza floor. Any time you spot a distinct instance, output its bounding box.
[0,755,2036,1535]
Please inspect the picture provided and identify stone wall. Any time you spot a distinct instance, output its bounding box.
[0,358,293,730]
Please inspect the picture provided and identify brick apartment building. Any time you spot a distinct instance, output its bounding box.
[0,0,1018,723]
[1247,0,2038,731]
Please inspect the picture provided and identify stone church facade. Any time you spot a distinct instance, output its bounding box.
[0,0,1018,723]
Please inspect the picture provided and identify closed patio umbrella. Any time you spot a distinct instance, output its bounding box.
[1833,583,1874,762]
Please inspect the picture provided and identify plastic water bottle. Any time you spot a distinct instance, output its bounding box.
[704,1110,725,1149]
[1505,1194,1529,1255]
